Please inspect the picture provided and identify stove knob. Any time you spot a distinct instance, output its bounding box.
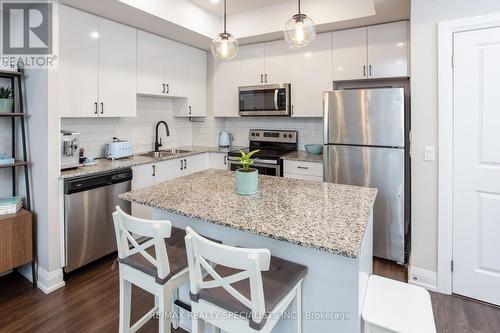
[251,133,255,136]
[256,133,260,137]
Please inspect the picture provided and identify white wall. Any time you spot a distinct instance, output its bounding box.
[410,0,500,276]
[61,97,193,158]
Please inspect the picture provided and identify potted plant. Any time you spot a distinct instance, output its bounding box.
[0,86,13,113]
[235,149,260,195]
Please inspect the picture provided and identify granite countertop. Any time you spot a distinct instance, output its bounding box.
[282,150,324,163]
[120,169,377,258]
[60,146,239,179]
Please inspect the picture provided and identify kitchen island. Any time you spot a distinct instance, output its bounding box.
[120,169,377,332]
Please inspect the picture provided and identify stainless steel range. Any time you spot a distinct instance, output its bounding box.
[228,129,298,177]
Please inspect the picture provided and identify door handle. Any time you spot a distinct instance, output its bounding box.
[369,65,373,77]
[166,84,170,94]
[189,106,192,115]
[265,74,268,83]
[100,102,104,114]
[162,84,166,93]
[363,65,366,77]
[152,165,156,177]
[224,155,227,165]
[184,159,187,169]
[180,159,184,170]
[94,102,98,114]
[260,74,263,83]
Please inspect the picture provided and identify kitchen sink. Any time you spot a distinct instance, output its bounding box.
[139,149,191,158]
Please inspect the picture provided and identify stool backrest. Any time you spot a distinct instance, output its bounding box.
[112,206,172,280]
[185,227,271,324]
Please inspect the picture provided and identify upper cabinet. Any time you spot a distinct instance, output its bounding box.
[59,5,136,118]
[238,44,266,86]
[212,56,240,117]
[264,40,291,84]
[332,21,409,81]
[367,21,409,79]
[290,33,332,117]
[137,31,207,117]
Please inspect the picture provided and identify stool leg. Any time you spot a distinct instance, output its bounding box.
[159,285,173,333]
[172,288,180,329]
[119,276,132,333]
[292,281,302,333]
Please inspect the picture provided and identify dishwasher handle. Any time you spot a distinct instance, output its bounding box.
[64,169,132,195]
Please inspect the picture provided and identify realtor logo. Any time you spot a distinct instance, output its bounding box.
[2,2,53,55]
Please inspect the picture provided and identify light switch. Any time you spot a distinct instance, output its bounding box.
[424,146,435,161]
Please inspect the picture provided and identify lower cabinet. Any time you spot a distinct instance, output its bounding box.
[131,163,155,219]
[283,160,324,182]
[209,152,229,170]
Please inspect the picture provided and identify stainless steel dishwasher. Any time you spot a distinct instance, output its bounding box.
[64,169,132,273]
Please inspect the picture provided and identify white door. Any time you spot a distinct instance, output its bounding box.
[290,32,332,117]
[164,39,189,97]
[131,164,155,219]
[212,56,240,117]
[137,30,166,96]
[367,21,409,78]
[98,19,137,117]
[58,5,99,117]
[332,27,367,81]
[453,26,500,306]
[264,40,291,84]
[238,43,266,86]
[186,48,207,117]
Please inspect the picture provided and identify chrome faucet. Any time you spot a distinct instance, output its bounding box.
[154,121,170,153]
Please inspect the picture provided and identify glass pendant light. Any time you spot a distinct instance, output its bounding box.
[211,0,238,60]
[283,0,316,48]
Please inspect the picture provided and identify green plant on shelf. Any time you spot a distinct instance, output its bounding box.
[238,149,260,172]
[0,86,13,99]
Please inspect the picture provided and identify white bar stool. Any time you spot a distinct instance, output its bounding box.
[184,226,307,333]
[112,206,189,333]
[362,275,436,333]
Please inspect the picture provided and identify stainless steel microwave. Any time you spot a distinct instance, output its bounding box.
[238,84,291,116]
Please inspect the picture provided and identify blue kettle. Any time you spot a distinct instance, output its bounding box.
[218,130,232,148]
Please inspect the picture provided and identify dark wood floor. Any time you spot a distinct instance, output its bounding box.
[1,256,499,333]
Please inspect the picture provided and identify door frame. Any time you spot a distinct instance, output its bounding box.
[437,13,500,295]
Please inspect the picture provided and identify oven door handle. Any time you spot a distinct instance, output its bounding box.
[274,89,279,110]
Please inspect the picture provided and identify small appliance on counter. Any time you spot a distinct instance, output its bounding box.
[60,130,80,170]
[218,130,233,148]
[105,137,133,160]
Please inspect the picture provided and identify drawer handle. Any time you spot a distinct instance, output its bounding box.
[297,166,309,169]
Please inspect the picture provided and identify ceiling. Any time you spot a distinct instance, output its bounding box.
[189,0,288,16]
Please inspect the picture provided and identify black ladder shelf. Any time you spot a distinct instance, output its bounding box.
[0,69,36,288]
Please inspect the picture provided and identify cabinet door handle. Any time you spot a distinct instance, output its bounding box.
[369,65,373,77]
[224,155,227,165]
[152,165,156,177]
[363,65,366,77]
[184,159,187,169]
[291,105,294,115]
[166,84,170,94]
[297,166,309,170]
[100,102,104,114]
[264,74,268,83]
[94,102,98,114]
[162,84,166,93]
[189,106,192,115]
[260,74,263,83]
[180,159,183,170]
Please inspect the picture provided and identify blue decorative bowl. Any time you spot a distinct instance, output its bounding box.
[305,144,323,155]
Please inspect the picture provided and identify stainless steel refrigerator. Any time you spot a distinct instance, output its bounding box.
[323,87,409,263]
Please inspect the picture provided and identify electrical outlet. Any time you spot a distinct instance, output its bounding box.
[424,146,435,161]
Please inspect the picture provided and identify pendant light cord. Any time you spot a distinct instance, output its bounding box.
[298,0,301,15]
[223,0,227,33]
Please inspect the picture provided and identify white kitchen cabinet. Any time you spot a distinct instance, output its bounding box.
[182,153,209,176]
[59,6,99,117]
[176,47,207,117]
[332,21,409,81]
[131,163,155,219]
[332,27,368,81]
[155,158,182,184]
[284,160,323,182]
[210,152,228,170]
[164,39,189,97]
[59,5,137,118]
[137,30,166,96]
[238,43,266,86]
[291,32,332,117]
[264,40,291,84]
[367,21,409,79]
[97,19,137,117]
[212,56,240,117]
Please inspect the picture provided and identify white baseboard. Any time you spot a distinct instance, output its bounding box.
[408,265,438,291]
[17,264,65,294]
